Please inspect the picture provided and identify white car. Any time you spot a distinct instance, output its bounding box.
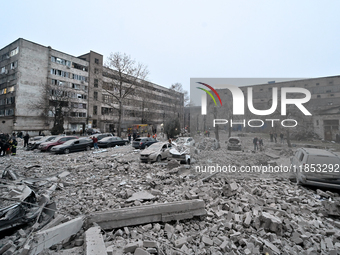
[173,137,195,147]
[291,148,340,189]
[140,142,173,163]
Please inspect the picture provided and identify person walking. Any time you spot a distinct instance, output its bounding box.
[280,132,284,144]
[92,136,99,150]
[258,137,264,151]
[9,139,17,156]
[128,133,131,143]
[273,133,277,143]
[23,133,30,148]
[253,137,258,151]
[270,131,273,142]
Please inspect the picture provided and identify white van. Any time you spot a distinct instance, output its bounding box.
[291,148,340,189]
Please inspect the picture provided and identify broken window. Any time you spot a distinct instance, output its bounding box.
[51,69,68,78]
[72,62,88,72]
[93,105,97,115]
[94,79,98,88]
[94,91,98,100]
[51,56,71,67]
[10,61,17,69]
[72,74,87,82]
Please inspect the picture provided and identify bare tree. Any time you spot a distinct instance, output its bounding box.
[104,52,149,136]
[169,83,189,106]
[29,82,72,134]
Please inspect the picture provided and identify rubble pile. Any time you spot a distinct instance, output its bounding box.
[0,142,339,254]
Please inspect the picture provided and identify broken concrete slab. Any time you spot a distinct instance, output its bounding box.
[87,200,206,230]
[29,216,84,255]
[126,191,156,202]
[85,226,106,255]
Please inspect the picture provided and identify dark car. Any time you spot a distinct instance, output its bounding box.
[132,137,158,149]
[89,133,113,141]
[227,137,243,151]
[98,137,129,148]
[38,136,78,151]
[50,138,93,154]
[28,136,57,150]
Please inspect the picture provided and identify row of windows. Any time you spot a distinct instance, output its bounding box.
[0,74,16,85]
[70,112,86,118]
[71,102,87,109]
[0,86,15,95]
[0,109,14,116]
[51,56,71,67]
[50,89,87,100]
[0,61,18,74]
[0,97,15,105]
[50,69,88,82]
[1,47,19,61]
[51,79,88,91]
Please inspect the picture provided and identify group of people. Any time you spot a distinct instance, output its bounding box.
[269,131,285,144]
[252,137,264,151]
[0,132,21,156]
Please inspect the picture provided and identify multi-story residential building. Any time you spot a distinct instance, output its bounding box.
[0,38,184,134]
[191,76,340,141]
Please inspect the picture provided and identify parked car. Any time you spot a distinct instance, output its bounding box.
[38,136,78,151]
[28,136,57,150]
[140,142,173,163]
[226,137,242,151]
[291,148,340,189]
[132,137,158,149]
[86,128,101,135]
[50,138,93,154]
[89,133,113,141]
[173,137,195,147]
[98,137,129,148]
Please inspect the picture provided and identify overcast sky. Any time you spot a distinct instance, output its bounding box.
[1,1,340,95]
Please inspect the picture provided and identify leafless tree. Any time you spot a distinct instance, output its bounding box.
[28,82,72,134]
[169,82,189,106]
[104,52,149,136]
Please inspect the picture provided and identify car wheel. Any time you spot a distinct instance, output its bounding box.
[64,149,70,154]
[156,155,161,162]
[86,146,91,151]
[47,147,52,152]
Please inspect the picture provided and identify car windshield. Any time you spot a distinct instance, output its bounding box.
[62,139,78,146]
[147,143,163,150]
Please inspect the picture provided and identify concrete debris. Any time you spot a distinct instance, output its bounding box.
[1,134,340,254]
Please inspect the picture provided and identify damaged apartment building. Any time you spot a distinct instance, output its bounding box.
[190,76,340,141]
[0,38,184,134]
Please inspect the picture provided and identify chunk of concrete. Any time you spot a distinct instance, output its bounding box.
[85,226,106,255]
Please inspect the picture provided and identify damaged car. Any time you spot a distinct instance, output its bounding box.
[132,137,158,149]
[28,135,57,150]
[140,142,172,163]
[173,137,195,147]
[227,137,243,151]
[169,146,190,164]
[292,148,340,189]
[50,138,93,154]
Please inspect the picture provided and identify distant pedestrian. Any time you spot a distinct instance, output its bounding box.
[258,137,264,151]
[253,137,258,151]
[133,133,137,141]
[128,133,131,143]
[270,131,273,142]
[91,136,99,150]
[23,133,30,148]
[273,133,277,143]
[280,132,284,144]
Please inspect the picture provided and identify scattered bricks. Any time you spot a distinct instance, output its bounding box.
[85,226,107,255]
[325,237,334,249]
[259,237,280,255]
[146,248,158,254]
[291,232,303,245]
[17,229,26,238]
[254,212,283,235]
[174,237,188,248]
[0,241,13,254]
[143,224,153,231]
[134,248,151,255]
[107,246,114,255]
[124,242,140,253]
[202,236,214,246]
[150,189,162,196]
[317,189,331,198]
[322,200,340,216]
[325,229,336,236]
[213,237,222,246]
[244,248,252,255]
[175,224,183,232]
[143,240,158,248]
[124,227,130,235]
[131,230,138,239]
[220,240,228,252]
[244,212,252,227]
[223,182,238,197]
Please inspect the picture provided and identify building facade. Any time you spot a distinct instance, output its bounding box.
[0,38,184,134]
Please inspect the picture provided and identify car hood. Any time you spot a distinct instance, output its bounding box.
[141,148,158,155]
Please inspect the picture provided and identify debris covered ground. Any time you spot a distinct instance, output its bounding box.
[0,133,340,254]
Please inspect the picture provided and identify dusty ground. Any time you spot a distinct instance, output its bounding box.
[1,133,340,254]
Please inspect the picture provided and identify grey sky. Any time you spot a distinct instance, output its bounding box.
[1,1,340,95]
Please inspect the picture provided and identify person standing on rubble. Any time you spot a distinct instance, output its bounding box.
[9,138,17,156]
[23,132,30,148]
[273,132,277,143]
[91,136,99,150]
[258,137,264,151]
[280,132,284,144]
[128,133,131,143]
[270,131,273,142]
[253,136,258,151]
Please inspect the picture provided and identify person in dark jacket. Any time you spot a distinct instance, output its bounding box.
[253,137,258,151]
[9,139,17,155]
[23,133,30,148]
